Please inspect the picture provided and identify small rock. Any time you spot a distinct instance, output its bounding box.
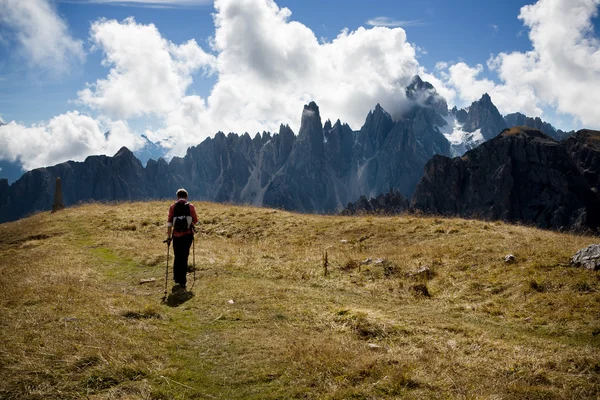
[411,266,433,280]
[504,254,516,263]
[367,343,384,351]
[340,239,348,244]
[361,257,372,265]
[228,299,235,304]
[139,278,156,284]
[63,317,78,322]
[374,258,385,264]
[571,244,600,271]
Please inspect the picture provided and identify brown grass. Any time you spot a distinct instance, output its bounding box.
[0,201,599,399]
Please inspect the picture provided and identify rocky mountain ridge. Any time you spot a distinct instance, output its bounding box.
[411,127,600,231]
[0,76,590,227]
[0,84,455,221]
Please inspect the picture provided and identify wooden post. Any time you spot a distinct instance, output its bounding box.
[51,177,65,213]
[323,251,329,277]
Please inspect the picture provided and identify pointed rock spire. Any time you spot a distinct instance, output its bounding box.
[298,101,324,157]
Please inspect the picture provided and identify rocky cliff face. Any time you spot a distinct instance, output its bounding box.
[262,102,335,212]
[1,76,590,225]
[0,147,154,223]
[0,87,452,222]
[411,127,600,231]
[453,93,507,141]
[563,130,600,195]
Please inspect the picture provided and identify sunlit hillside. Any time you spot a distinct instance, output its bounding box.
[0,201,599,399]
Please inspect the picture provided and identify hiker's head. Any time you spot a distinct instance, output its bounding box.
[176,188,188,199]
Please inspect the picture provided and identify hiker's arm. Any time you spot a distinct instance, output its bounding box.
[191,204,199,225]
[166,204,174,239]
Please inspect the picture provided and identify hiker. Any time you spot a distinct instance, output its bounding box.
[166,188,198,292]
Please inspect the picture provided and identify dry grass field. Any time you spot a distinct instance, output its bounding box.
[0,201,599,399]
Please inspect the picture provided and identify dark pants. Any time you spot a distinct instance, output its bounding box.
[172,234,193,286]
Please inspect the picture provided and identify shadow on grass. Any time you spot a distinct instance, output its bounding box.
[164,290,194,307]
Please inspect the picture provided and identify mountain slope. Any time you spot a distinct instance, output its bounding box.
[0,88,453,221]
[1,201,598,399]
[412,127,600,231]
[0,76,585,223]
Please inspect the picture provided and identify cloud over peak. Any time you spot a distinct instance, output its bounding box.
[147,0,422,155]
[2,0,600,174]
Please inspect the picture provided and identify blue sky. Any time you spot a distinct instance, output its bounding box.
[0,0,599,172]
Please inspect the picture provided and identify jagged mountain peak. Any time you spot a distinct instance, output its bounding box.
[278,123,294,137]
[406,75,434,92]
[304,101,320,114]
[479,93,492,104]
[299,102,323,132]
[214,131,226,140]
[455,93,507,140]
[405,75,448,116]
[114,146,135,158]
[369,103,392,120]
[2,99,590,225]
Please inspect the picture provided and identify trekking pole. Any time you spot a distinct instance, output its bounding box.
[191,233,196,290]
[162,239,171,301]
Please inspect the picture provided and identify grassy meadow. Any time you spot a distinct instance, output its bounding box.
[0,201,599,399]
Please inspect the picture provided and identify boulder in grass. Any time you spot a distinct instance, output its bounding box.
[571,244,600,271]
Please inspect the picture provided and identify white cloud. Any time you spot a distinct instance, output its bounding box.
[0,112,143,170]
[439,0,600,129]
[366,17,425,28]
[78,17,215,120]
[442,62,543,117]
[490,0,600,128]
[209,0,419,129]
[182,0,419,153]
[83,0,422,157]
[0,0,85,73]
[435,61,448,71]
